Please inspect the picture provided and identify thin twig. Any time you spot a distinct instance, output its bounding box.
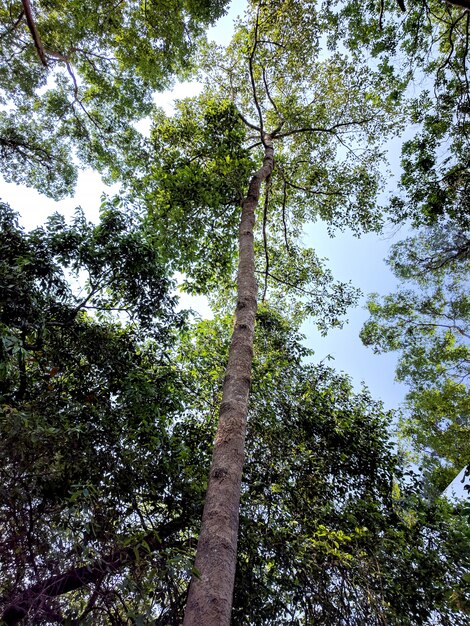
[261,175,271,301]
[262,66,281,118]
[281,180,290,255]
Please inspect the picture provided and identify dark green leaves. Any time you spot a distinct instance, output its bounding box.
[131,96,255,293]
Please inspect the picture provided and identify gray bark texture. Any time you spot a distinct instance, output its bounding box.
[183,136,274,626]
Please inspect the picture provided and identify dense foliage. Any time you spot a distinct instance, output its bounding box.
[0,215,468,623]
[324,0,470,228]
[0,0,229,197]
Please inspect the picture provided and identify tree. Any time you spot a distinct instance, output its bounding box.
[0,0,229,197]
[0,201,199,624]
[108,1,406,621]
[326,0,469,495]
[361,223,469,493]
[1,0,468,623]
[181,310,470,625]
[324,0,469,229]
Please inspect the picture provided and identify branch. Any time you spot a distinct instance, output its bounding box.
[398,317,470,339]
[1,520,182,626]
[75,576,105,623]
[43,48,107,134]
[256,270,320,298]
[435,11,467,83]
[256,39,286,49]
[261,175,271,301]
[274,118,375,139]
[21,0,47,67]
[463,12,470,96]
[262,66,281,118]
[238,111,261,133]
[446,0,470,9]
[284,177,347,197]
[281,180,290,255]
[62,271,112,324]
[248,4,264,137]
[0,10,24,40]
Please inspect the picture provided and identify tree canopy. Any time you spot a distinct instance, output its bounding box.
[0,0,229,197]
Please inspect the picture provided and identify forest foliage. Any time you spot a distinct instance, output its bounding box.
[0,0,469,624]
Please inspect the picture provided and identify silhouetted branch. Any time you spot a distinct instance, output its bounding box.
[1,520,182,626]
[262,66,281,118]
[238,111,261,132]
[0,9,24,40]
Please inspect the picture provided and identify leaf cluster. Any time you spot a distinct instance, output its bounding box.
[0,0,230,197]
[361,223,469,491]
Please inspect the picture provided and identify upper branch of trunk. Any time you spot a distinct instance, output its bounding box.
[21,0,48,67]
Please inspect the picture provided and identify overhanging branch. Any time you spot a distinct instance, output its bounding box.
[1,520,182,626]
[21,0,48,67]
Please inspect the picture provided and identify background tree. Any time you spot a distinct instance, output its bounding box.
[0,201,202,624]
[324,0,469,228]
[326,0,469,494]
[361,223,469,494]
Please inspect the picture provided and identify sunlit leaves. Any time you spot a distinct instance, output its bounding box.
[0,0,230,197]
[127,96,255,293]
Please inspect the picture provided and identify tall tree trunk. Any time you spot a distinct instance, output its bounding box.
[183,136,274,626]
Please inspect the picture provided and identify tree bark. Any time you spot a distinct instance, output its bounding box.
[183,135,274,626]
[21,0,48,67]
